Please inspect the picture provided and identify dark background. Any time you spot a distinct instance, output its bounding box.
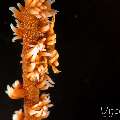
[0,0,120,120]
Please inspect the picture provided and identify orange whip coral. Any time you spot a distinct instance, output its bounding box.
[5,0,60,119]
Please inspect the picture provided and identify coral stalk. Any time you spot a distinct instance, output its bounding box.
[6,0,60,119]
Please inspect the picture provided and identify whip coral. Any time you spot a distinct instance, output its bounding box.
[6,0,60,119]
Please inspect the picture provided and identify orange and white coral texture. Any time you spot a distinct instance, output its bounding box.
[5,0,60,119]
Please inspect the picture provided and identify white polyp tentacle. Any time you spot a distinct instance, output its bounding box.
[47,78,55,85]
[12,109,24,120]
[41,37,47,42]
[13,32,16,35]
[35,14,42,19]
[12,36,22,42]
[48,0,55,5]
[45,75,54,84]
[38,43,45,51]
[6,85,14,95]
[17,3,23,10]
[40,82,53,90]
[34,106,50,118]
[32,101,42,109]
[30,0,39,7]
[15,19,21,28]
[12,80,20,88]
[10,23,17,33]
[53,60,59,66]
[30,109,42,116]
[9,7,19,14]
[52,65,61,73]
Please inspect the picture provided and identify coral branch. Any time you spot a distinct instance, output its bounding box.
[7,0,60,119]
